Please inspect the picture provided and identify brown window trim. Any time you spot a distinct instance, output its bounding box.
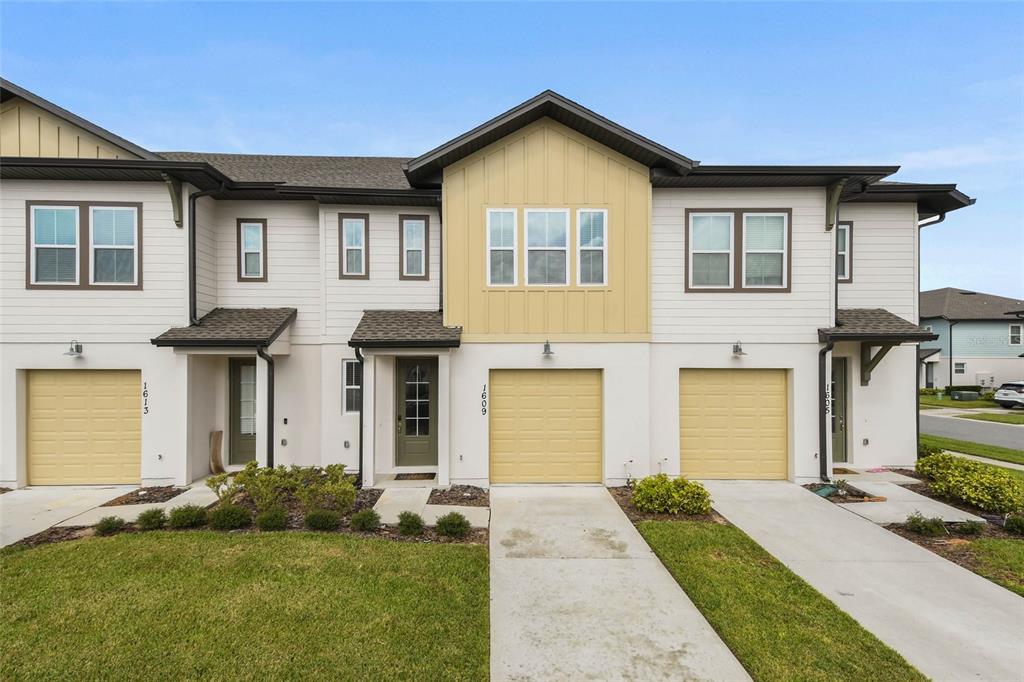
[25,200,144,291]
[236,218,268,282]
[398,214,430,281]
[338,213,370,280]
[683,208,792,293]
[836,220,853,283]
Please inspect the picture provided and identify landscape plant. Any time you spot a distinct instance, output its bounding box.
[350,508,380,532]
[305,508,341,531]
[136,508,167,531]
[168,504,207,529]
[631,473,713,515]
[905,512,946,537]
[255,506,288,531]
[436,511,471,538]
[94,516,126,536]
[397,511,424,536]
[205,472,240,505]
[209,503,252,530]
[917,454,1024,514]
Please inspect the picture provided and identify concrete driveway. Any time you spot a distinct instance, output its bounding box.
[704,481,1024,682]
[489,486,749,681]
[0,485,134,547]
[921,412,1023,449]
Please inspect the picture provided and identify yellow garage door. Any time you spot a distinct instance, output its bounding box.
[679,369,788,479]
[489,369,602,483]
[28,370,141,485]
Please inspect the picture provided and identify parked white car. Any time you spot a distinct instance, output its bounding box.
[994,381,1024,408]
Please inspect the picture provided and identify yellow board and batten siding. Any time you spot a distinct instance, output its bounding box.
[0,96,141,159]
[679,369,789,480]
[442,118,651,340]
[27,370,142,485]
[489,369,603,483]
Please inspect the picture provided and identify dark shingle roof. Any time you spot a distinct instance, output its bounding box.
[349,310,461,348]
[819,308,937,342]
[920,288,1024,321]
[152,307,297,347]
[158,152,413,190]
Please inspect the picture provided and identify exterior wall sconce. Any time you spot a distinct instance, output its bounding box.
[542,340,554,357]
[732,341,747,357]
[63,340,83,357]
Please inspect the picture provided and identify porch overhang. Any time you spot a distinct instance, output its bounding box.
[349,310,462,349]
[819,309,938,386]
[151,307,297,349]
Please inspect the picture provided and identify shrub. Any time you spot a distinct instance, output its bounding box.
[255,506,288,532]
[349,508,380,532]
[397,511,424,536]
[436,511,471,538]
[136,508,167,531]
[955,520,986,535]
[917,454,1024,514]
[94,516,126,536]
[206,472,240,505]
[949,385,982,393]
[209,503,251,530]
[233,461,295,512]
[1004,514,1024,535]
[305,508,341,531]
[905,512,946,537]
[168,504,207,529]
[296,479,356,515]
[917,441,944,459]
[631,474,713,515]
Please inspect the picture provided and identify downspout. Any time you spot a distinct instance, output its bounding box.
[437,197,444,313]
[187,183,225,325]
[818,340,835,482]
[256,346,275,468]
[354,346,365,489]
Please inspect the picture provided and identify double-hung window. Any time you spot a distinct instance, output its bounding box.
[339,214,368,279]
[577,209,607,286]
[525,209,569,285]
[743,213,788,288]
[836,221,852,282]
[1011,324,1022,346]
[400,215,429,280]
[237,219,266,281]
[90,207,138,285]
[954,362,966,375]
[31,206,79,285]
[487,209,516,286]
[343,359,362,413]
[688,213,733,288]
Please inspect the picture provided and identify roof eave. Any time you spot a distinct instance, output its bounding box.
[817,330,939,343]
[348,339,461,349]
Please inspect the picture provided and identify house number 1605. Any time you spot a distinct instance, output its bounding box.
[480,385,488,415]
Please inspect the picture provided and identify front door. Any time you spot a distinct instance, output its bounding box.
[831,357,848,463]
[229,358,257,465]
[395,357,438,467]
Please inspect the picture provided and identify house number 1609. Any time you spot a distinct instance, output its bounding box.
[480,385,488,415]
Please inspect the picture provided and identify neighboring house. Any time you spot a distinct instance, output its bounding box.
[0,78,975,490]
[919,288,1024,390]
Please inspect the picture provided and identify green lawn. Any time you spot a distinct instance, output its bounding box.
[970,538,1024,596]
[956,412,1024,425]
[920,434,1024,468]
[920,395,1000,409]
[638,521,924,682]
[0,532,489,680]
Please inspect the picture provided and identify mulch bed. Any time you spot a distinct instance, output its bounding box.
[608,485,726,525]
[888,468,922,480]
[394,473,436,481]
[803,482,886,504]
[885,522,1021,583]
[427,485,489,507]
[101,486,187,507]
[7,526,95,550]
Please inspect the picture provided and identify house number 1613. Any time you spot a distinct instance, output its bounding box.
[142,382,150,415]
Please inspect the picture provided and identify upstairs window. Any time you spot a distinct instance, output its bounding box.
[836,221,852,282]
[91,207,138,285]
[1011,324,1022,346]
[31,206,79,285]
[688,213,733,288]
[237,219,266,281]
[339,214,369,279]
[577,209,607,286]
[743,213,788,288]
[400,215,429,280]
[343,359,362,413]
[526,209,569,285]
[487,209,516,286]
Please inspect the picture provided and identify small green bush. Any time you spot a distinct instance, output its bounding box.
[397,511,424,536]
[918,388,940,396]
[208,503,251,530]
[631,474,713,515]
[435,511,471,538]
[168,504,207,529]
[349,508,380,532]
[296,479,356,515]
[205,472,240,505]
[917,454,1024,514]
[955,520,986,535]
[905,512,946,537]
[255,506,288,532]
[94,516,126,536]
[305,508,341,531]
[1004,514,1024,535]
[233,461,296,512]
[136,508,167,531]
[917,441,944,458]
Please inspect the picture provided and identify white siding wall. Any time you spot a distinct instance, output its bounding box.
[194,194,218,317]
[651,188,830,343]
[321,205,440,343]
[837,202,918,322]
[0,180,187,343]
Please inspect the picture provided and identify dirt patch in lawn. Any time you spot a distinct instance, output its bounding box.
[101,486,187,507]
[608,485,726,524]
[428,485,489,507]
[886,522,1022,588]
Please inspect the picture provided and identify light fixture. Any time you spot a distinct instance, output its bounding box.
[542,340,554,357]
[732,341,747,357]
[63,340,83,357]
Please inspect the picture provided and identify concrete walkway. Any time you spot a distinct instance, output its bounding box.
[0,485,134,546]
[705,481,1024,682]
[372,488,490,528]
[921,412,1023,449]
[948,450,1024,472]
[838,481,985,524]
[489,486,749,681]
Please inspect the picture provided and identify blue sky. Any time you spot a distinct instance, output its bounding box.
[3,2,1022,298]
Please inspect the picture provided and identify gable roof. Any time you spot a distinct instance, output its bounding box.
[349,310,462,348]
[402,90,697,188]
[920,288,1024,321]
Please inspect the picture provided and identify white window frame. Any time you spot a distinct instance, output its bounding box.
[576,208,608,287]
[954,362,966,375]
[524,208,570,286]
[342,359,362,413]
[30,205,80,286]
[1010,323,1023,346]
[401,217,427,278]
[836,222,851,282]
[341,217,367,277]
[89,206,139,286]
[239,221,264,279]
[688,212,734,289]
[486,208,517,287]
[742,212,788,289]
